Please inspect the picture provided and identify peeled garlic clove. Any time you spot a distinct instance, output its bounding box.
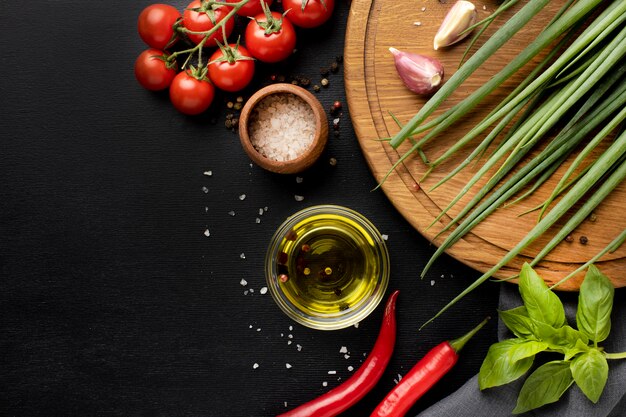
[433,1,477,50]
[389,47,444,95]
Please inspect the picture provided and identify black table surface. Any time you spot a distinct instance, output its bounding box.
[1,1,501,416]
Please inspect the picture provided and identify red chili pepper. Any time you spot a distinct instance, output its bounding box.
[277,290,399,417]
[370,317,490,417]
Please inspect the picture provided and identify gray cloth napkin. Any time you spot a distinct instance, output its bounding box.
[417,283,626,417]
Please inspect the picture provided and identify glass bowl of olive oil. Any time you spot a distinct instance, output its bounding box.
[266,205,390,330]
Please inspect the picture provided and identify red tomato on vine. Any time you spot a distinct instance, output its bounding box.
[169,70,215,115]
[137,4,181,50]
[283,0,334,28]
[134,49,178,91]
[208,43,255,92]
[245,7,296,63]
[183,0,234,47]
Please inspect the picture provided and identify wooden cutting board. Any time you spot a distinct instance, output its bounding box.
[344,0,626,290]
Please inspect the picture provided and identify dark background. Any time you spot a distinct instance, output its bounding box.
[0,1,502,416]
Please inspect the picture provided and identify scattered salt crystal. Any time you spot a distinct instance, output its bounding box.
[240,278,248,286]
[288,334,293,339]
[253,363,259,369]
[421,6,426,11]
[203,170,212,176]
[259,208,264,215]
[256,218,261,224]
[280,333,284,337]
[398,373,403,382]
[483,4,487,10]
[348,366,354,372]
[202,186,209,193]
[239,194,246,201]
[286,363,292,369]
[382,234,388,241]
[431,280,436,286]
[243,290,249,295]
[240,253,246,259]
[296,344,302,351]
[328,370,337,375]
[339,346,348,354]
[249,163,253,168]
[284,402,288,408]
[204,229,210,237]
[289,326,293,331]
[413,21,422,26]
[260,287,268,295]
[294,195,304,202]
[228,210,236,216]
[249,288,254,293]
[322,381,328,387]
[344,354,350,360]
[248,93,317,162]
[205,206,209,213]
[440,274,445,279]
[354,323,360,329]
[287,340,292,345]
[296,176,303,183]
[264,206,269,212]
[257,328,261,332]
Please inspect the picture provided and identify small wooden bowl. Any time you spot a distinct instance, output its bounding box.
[239,83,328,174]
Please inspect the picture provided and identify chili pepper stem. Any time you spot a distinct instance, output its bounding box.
[448,317,490,353]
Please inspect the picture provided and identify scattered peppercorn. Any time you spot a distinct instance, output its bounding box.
[333,101,342,110]
[335,55,343,64]
[330,62,339,73]
[329,157,337,166]
[301,244,310,252]
[321,78,329,87]
[279,274,289,283]
[334,287,343,296]
[277,75,286,82]
[227,101,234,109]
[270,74,277,81]
[299,77,311,87]
[291,79,299,86]
[233,102,242,110]
[412,182,420,191]
[565,235,574,243]
[334,131,340,137]
[579,236,589,245]
[589,213,597,222]
[313,85,321,92]
[236,96,244,103]
[320,67,330,77]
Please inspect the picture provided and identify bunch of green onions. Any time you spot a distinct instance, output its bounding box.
[384,0,626,327]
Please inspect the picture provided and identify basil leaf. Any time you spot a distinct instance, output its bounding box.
[532,321,589,353]
[571,348,608,403]
[519,263,566,327]
[499,306,535,339]
[564,338,591,361]
[577,265,614,343]
[513,360,574,414]
[479,339,537,390]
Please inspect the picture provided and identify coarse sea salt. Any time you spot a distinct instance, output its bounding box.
[248,93,316,162]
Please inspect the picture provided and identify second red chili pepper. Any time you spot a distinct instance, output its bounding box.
[277,290,399,417]
[370,317,490,417]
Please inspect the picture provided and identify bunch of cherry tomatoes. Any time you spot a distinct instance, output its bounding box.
[134,0,335,115]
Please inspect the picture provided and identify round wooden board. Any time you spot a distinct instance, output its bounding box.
[343,0,626,290]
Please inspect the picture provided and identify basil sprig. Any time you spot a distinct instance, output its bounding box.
[478,263,622,413]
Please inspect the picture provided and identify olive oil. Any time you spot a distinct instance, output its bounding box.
[275,212,385,317]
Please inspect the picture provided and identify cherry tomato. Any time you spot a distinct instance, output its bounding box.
[225,0,273,17]
[283,0,334,28]
[208,44,255,92]
[137,4,181,50]
[183,0,234,47]
[169,71,215,115]
[245,12,296,63]
[134,49,177,91]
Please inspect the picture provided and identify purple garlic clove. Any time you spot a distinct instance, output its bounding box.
[434,1,477,50]
[389,47,444,95]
